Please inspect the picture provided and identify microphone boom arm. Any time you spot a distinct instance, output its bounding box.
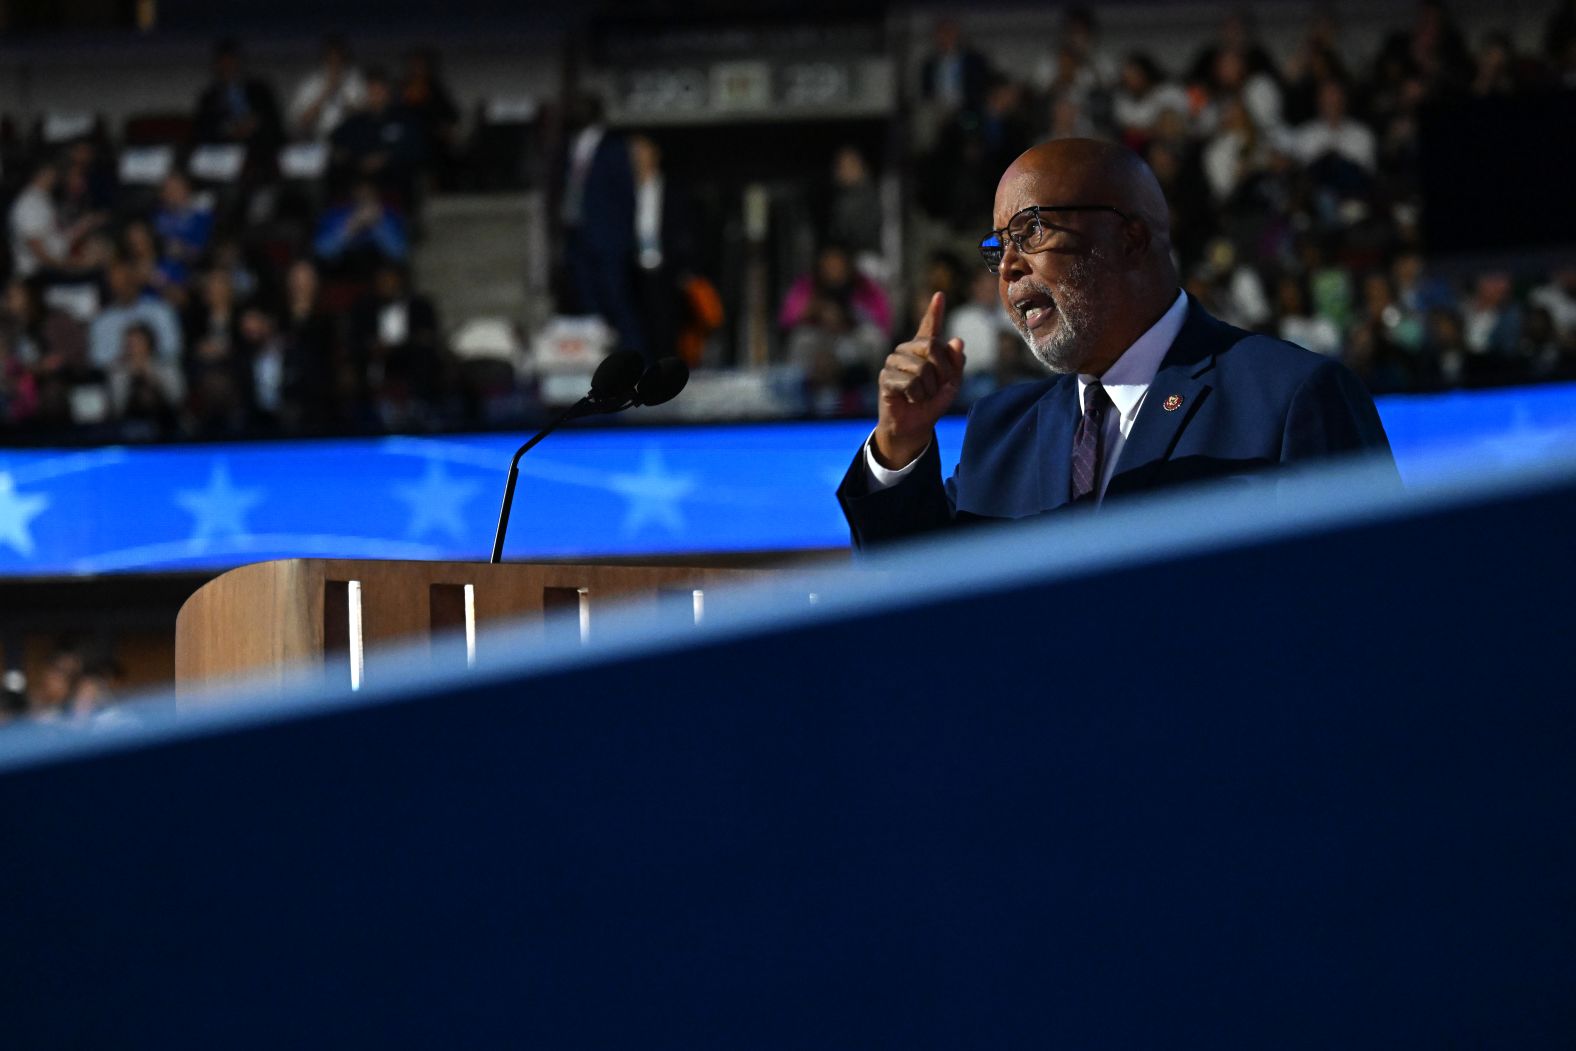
[488,400,585,564]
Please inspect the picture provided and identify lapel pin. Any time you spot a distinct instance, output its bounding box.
[1162,394,1184,412]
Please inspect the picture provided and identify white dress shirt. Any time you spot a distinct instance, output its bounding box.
[864,289,1189,501]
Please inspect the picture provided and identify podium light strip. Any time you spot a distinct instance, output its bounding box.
[347,580,364,692]
[464,584,477,669]
[693,589,705,626]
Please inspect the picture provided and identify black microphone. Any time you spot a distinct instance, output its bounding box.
[488,351,646,564]
[632,357,690,406]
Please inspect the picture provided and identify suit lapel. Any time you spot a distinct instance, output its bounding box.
[1105,297,1223,498]
[1035,378,1080,511]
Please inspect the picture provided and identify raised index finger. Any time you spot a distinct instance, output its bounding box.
[913,290,946,341]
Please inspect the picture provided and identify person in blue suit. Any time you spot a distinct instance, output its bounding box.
[838,138,1394,548]
[559,95,646,359]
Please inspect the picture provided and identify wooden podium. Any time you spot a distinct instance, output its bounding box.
[174,558,778,699]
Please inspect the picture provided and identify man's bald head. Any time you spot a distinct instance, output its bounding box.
[996,138,1173,262]
[991,138,1180,377]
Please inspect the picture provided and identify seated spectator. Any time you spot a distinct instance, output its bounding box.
[239,307,287,429]
[0,278,91,384]
[1187,10,1281,90]
[276,259,339,431]
[1344,314,1416,393]
[1425,306,1471,387]
[193,37,284,156]
[28,644,86,720]
[398,48,461,187]
[1275,273,1343,357]
[289,34,367,141]
[108,321,184,441]
[1,279,47,366]
[120,219,182,300]
[152,172,215,274]
[349,262,444,430]
[946,268,1015,394]
[313,180,410,276]
[184,282,256,438]
[329,66,426,205]
[1528,267,1576,340]
[7,160,103,281]
[57,139,118,228]
[89,259,183,369]
[1112,53,1189,150]
[1392,250,1456,318]
[1189,238,1271,330]
[1032,6,1117,117]
[1201,96,1279,204]
[1200,48,1284,134]
[784,295,880,417]
[209,236,264,304]
[1289,79,1376,172]
[1461,272,1522,356]
[65,657,123,725]
[0,321,40,428]
[779,244,891,338]
[1358,270,1423,352]
[1519,306,1571,379]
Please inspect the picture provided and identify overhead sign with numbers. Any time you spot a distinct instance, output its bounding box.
[612,56,893,125]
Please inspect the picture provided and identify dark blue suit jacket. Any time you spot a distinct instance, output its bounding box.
[574,132,635,260]
[838,294,1395,548]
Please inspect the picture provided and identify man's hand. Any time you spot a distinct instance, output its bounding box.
[873,290,966,469]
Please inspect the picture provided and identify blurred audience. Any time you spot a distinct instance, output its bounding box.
[1,6,1575,445]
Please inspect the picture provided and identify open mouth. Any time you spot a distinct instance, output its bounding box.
[1012,287,1058,332]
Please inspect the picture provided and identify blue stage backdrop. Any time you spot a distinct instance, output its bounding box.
[2,382,1576,577]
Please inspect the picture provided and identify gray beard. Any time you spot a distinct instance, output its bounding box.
[1015,250,1104,374]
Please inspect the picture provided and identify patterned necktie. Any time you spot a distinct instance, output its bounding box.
[1070,380,1111,504]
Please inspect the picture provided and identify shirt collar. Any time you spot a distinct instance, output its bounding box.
[1077,288,1188,420]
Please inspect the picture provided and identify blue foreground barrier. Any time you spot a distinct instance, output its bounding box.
[2,449,1575,1047]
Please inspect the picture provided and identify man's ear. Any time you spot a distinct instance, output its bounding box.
[1121,217,1153,263]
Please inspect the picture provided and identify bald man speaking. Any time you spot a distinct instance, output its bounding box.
[837,139,1394,547]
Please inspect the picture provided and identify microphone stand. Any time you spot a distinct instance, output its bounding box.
[488,396,630,564]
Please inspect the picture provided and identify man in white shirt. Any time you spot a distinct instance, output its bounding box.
[8,162,77,279]
[289,36,367,141]
[1289,80,1376,171]
[836,138,1393,547]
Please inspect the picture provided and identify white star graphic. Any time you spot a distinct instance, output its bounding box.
[607,446,698,536]
[391,458,484,542]
[1476,404,1576,466]
[0,472,50,558]
[175,460,266,542]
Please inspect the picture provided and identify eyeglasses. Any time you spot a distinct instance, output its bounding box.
[979,204,1134,273]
